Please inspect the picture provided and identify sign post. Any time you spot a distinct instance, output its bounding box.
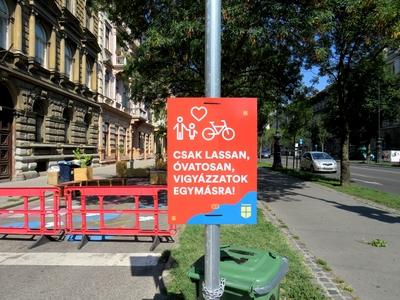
[167,1,257,299]
[205,1,222,298]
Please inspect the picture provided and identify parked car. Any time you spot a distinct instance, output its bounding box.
[260,149,271,159]
[300,151,337,173]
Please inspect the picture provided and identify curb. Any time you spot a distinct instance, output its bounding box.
[259,203,355,300]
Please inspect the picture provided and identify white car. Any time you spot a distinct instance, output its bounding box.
[300,151,337,173]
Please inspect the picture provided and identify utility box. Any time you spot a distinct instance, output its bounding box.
[187,245,289,299]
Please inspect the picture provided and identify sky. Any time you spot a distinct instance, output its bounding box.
[301,66,329,92]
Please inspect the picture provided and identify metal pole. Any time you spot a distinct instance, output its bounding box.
[204,0,222,299]
[377,82,381,163]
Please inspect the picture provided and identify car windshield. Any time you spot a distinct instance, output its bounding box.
[312,152,333,160]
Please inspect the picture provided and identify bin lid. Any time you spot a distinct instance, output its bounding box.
[187,245,289,296]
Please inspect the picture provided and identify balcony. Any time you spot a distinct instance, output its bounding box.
[131,107,148,123]
[114,55,126,69]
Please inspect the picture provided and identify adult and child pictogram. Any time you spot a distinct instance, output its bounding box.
[173,106,235,141]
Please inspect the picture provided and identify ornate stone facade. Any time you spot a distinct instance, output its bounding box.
[97,12,155,164]
[0,0,101,180]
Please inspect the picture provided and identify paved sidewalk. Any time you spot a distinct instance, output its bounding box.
[258,168,400,300]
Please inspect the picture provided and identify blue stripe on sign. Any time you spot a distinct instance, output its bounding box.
[187,191,257,225]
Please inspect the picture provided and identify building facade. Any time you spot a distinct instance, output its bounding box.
[97,12,155,164]
[0,0,101,181]
[383,48,400,149]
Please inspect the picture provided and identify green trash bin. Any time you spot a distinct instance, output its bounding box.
[187,245,289,300]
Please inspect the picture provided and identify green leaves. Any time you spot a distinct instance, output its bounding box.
[95,0,317,126]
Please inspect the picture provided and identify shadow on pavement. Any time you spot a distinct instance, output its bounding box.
[131,252,187,300]
[258,167,400,224]
[318,198,400,224]
[258,167,308,203]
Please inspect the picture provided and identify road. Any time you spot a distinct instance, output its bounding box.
[263,157,400,195]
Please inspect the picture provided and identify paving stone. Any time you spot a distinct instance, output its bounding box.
[328,289,339,295]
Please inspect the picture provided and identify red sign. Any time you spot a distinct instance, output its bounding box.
[167,98,257,224]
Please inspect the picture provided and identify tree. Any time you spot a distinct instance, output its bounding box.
[312,54,400,160]
[307,0,400,185]
[94,1,317,126]
[283,92,313,152]
[346,55,400,156]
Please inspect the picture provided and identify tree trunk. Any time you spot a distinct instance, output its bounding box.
[337,66,351,186]
[272,134,282,169]
[340,128,351,185]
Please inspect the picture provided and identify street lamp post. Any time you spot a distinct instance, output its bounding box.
[377,82,382,163]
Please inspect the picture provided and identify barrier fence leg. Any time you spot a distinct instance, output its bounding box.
[150,236,161,251]
[57,230,66,241]
[77,235,90,250]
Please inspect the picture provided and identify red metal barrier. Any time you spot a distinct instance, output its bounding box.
[0,187,63,244]
[64,185,176,249]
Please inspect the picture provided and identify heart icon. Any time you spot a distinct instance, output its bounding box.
[191,106,208,122]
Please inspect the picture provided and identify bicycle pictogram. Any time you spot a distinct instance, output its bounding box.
[202,120,235,141]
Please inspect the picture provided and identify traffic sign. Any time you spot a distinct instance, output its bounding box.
[167,97,257,224]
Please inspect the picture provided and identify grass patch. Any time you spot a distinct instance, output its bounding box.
[316,258,332,272]
[164,210,326,300]
[261,165,400,210]
[368,238,387,248]
[258,161,273,168]
[342,284,354,293]
[333,277,354,293]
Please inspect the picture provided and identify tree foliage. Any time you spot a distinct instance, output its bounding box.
[307,0,400,184]
[94,0,316,130]
[311,55,400,158]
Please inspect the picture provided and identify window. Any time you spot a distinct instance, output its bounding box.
[105,25,111,50]
[85,9,93,31]
[84,113,91,143]
[86,60,92,89]
[65,45,73,78]
[35,23,47,66]
[62,107,72,143]
[0,0,8,49]
[395,57,400,75]
[103,122,109,157]
[104,71,111,98]
[33,101,46,143]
